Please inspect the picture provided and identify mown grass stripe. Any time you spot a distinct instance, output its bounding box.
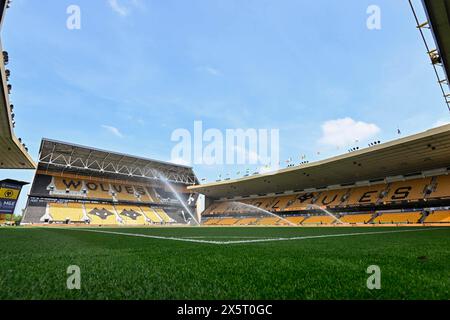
[59,226,449,245]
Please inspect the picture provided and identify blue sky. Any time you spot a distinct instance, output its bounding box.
[1,0,449,214]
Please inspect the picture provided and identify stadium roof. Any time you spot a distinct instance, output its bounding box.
[0,0,36,169]
[0,179,29,186]
[422,0,450,89]
[189,124,450,199]
[38,138,198,185]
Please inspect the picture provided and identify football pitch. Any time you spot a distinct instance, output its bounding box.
[0,226,449,300]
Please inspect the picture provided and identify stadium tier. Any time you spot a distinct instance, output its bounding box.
[191,125,450,226]
[200,210,450,226]
[201,175,446,216]
[33,172,178,203]
[423,210,450,223]
[21,139,198,226]
[198,173,450,226]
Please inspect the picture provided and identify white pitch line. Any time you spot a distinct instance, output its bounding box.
[216,227,449,244]
[61,227,449,245]
[181,236,264,239]
[65,228,225,244]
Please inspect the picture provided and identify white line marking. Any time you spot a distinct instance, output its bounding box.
[181,236,264,239]
[61,227,449,245]
[217,227,449,244]
[65,228,225,244]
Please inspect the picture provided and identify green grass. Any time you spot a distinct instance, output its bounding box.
[0,226,449,300]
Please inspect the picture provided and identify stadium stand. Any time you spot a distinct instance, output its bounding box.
[315,189,349,207]
[153,208,173,223]
[44,173,163,202]
[203,175,443,217]
[339,213,374,224]
[192,125,450,226]
[345,185,387,206]
[269,195,297,212]
[115,205,148,225]
[203,218,220,225]
[384,178,431,202]
[430,175,450,199]
[216,217,239,225]
[53,176,83,192]
[373,211,422,224]
[112,184,139,202]
[201,174,449,220]
[423,210,450,223]
[48,202,85,223]
[140,207,163,223]
[255,217,280,225]
[84,180,113,200]
[302,215,337,225]
[22,139,198,226]
[285,216,306,225]
[284,193,316,211]
[84,203,118,225]
[235,218,258,225]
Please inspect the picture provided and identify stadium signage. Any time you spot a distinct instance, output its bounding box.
[0,180,27,214]
[59,178,149,196]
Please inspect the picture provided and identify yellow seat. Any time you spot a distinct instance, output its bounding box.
[53,177,83,192]
[285,216,305,225]
[346,185,386,206]
[134,185,153,203]
[115,205,147,225]
[154,208,172,223]
[268,196,297,212]
[340,213,374,224]
[430,175,450,199]
[302,215,336,224]
[256,217,280,225]
[48,202,84,222]
[235,218,257,225]
[140,207,163,223]
[110,183,139,201]
[315,189,349,207]
[203,218,220,225]
[373,212,421,224]
[286,193,318,211]
[424,210,450,223]
[85,204,118,225]
[84,181,112,200]
[385,178,431,202]
[215,218,239,225]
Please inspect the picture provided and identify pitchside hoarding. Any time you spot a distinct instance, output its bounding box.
[0,179,28,215]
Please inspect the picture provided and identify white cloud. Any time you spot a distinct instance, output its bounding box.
[318,117,380,148]
[170,157,191,166]
[108,0,130,16]
[198,66,222,76]
[432,119,450,128]
[107,0,145,16]
[101,125,124,138]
